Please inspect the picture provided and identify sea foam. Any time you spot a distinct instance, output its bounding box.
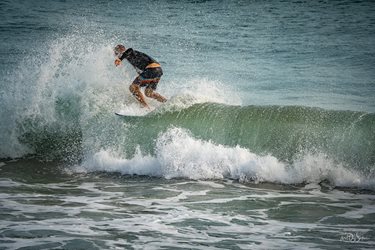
[81,127,375,190]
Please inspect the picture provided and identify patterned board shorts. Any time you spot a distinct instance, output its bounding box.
[137,67,163,90]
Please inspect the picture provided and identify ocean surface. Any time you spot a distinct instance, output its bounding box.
[1,0,375,249]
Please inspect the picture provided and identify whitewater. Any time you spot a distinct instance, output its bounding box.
[1,0,374,249]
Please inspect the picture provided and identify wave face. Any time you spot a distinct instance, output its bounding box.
[13,96,375,189]
[141,103,375,172]
[9,99,375,165]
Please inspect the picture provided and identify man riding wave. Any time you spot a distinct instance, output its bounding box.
[114,44,167,109]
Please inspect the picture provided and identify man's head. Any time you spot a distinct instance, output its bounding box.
[114,44,126,57]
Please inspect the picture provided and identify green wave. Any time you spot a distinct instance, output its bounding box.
[126,103,375,171]
[18,101,375,172]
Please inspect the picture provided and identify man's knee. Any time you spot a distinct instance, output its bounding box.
[129,84,140,95]
[144,88,153,98]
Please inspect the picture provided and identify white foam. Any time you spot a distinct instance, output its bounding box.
[160,78,243,111]
[291,153,372,188]
[82,147,162,177]
[156,127,284,181]
[81,127,375,190]
[115,102,152,116]
[0,33,124,158]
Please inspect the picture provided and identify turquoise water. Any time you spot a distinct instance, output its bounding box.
[1,0,375,249]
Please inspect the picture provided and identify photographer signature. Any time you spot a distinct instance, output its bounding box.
[340,232,369,243]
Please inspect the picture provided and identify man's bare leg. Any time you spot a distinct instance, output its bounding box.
[129,84,150,109]
[145,87,167,103]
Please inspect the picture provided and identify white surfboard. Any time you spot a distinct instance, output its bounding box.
[115,103,155,117]
[115,111,149,117]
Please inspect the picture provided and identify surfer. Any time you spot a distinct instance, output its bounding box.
[114,44,167,109]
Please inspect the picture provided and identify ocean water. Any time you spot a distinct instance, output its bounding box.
[1,0,375,249]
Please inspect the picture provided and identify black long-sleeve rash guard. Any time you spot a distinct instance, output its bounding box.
[119,48,159,72]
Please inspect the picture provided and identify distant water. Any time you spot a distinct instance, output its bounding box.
[1,0,374,249]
